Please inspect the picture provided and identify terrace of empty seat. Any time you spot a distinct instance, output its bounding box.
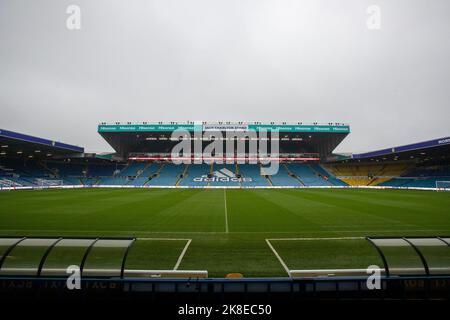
[208,164,241,186]
[287,163,330,186]
[309,164,347,186]
[130,177,150,186]
[46,162,85,177]
[1,160,50,179]
[87,164,121,177]
[238,164,270,186]
[268,165,301,186]
[98,177,130,185]
[139,162,159,177]
[179,164,210,186]
[148,163,184,186]
[119,162,147,176]
[402,165,450,178]
[60,177,83,185]
[323,163,411,186]
[80,177,99,185]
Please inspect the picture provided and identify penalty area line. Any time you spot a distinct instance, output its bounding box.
[265,237,365,277]
[174,239,192,270]
[265,239,290,276]
[135,238,192,271]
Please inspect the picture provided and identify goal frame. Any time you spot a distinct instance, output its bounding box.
[435,180,450,191]
[35,179,64,189]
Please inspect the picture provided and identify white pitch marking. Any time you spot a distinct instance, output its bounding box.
[224,189,229,233]
[265,239,290,276]
[267,236,365,241]
[135,238,192,270]
[174,239,192,270]
[138,238,191,241]
[265,237,365,276]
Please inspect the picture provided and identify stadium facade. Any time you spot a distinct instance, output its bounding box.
[1,122,450,190]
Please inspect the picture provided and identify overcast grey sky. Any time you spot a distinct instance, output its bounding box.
[1,0,449,153]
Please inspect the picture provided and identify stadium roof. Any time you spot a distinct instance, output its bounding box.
[98,121,350,159]
[0,128,84,159]
[349,136,450,162]
[98,121,350,133]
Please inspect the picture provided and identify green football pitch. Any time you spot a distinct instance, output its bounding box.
[0,188,449,277]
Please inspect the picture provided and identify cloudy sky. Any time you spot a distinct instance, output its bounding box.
[0,0,449,153]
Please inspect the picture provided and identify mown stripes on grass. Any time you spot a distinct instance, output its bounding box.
[1,188,449,277]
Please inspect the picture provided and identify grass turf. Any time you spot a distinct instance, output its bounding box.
[0,188,449,277]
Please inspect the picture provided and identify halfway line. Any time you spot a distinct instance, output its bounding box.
[224,189,229,233]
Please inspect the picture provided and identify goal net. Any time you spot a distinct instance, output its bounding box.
[35,179,64,189]
[436,181,450,191]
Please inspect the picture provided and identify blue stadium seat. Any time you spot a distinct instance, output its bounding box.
[179,164,211,186]
[310,164,347,186]
[208,164,241,186]
[148,163,184,186]
[238,164,270,186]
[380,165,450,188]
[120,162,147,176]
[287,163,331,186]
[268,165,300,186]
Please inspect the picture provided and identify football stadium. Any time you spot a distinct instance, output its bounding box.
[2,0,450,312]
[1,122,450,302]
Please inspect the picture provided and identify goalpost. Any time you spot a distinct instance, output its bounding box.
[35,179,64,190]
[435,181,450,191]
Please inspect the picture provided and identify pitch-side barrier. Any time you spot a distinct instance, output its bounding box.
[1,185,448,191]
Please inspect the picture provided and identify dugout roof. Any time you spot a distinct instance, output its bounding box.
[0,237,135,277]
[98,121,350,159]
[0,128,84,159]
[367,236,450,276]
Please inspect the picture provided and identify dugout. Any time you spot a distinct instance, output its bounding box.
[0,237,136,277]
[0,236,449,300]
[366,236,450,276]
[288,236,450,278]
[0,236,207,278]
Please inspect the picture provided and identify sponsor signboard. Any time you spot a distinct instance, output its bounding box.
[193,168,252,183]
[203,124,249,131]
[98,124,350,133]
